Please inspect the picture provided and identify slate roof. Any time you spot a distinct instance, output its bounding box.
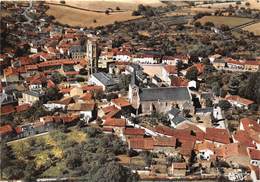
[92,72,116,86]
[171,116,187,126]
[168,108,181,117]
[139,87,191,102]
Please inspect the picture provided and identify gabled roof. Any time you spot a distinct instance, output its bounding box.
[139,87,191,102]
[215,143,248,159]
[112,97,130,108]
[0,124,13,136]
[226,95,254,106]
[248,148,260,160]
[233,130,256,148]
[103,118,126,127]
[153,136,176,147]
[195,141,215,152]
[15,104,31,113]
[205,128,230,144]
[124,128,145,136]
[241,118,260,132]
[68,103,95,111]
[172,162,186,169]
[164,65,177,74]
[1,105,15,115]
[128,137,154,150]
[92,72,116,86]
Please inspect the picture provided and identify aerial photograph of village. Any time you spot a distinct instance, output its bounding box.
[0,0,260,181]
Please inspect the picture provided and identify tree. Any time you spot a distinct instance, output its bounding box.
[245,2,250,6]
[105,10,110,15]
[176,24,185,31]
[220,24,230,31]
[132,10,141,16]
[194,21,201,28]
[90,161,138,182]
[45,87,63,101]
[185,67,198,81]
[218,100,231,111]
[51,72,65,84]
[116,6,120,10]
[119,74,131,91]
[205,21,215,27]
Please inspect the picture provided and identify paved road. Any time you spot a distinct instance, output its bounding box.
[22,0,33,24]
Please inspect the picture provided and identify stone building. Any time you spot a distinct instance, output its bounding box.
[128,76,194,114]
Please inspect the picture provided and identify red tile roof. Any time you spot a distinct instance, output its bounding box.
[164,65,177,74]
[128,137,154,150]
[172,162,186,169]
[215,143,248,159]
[248,148,260,160]
[112,97,131,108]
[104,118,126,127]
[225,95,254,106]
[205,128,230,144]
[80,93,93,101]
[233,130,256,148]
[15,127,23,134]
[153,136,176,147]
[170,76,189,87]
[0,124,13,136]
[81,85,103,92]
[241,118,260,132]
[15,104,31,113]
[1,105,15,115]
[179,139,195,156]
[47,80,56,88]
[124,128,145,136]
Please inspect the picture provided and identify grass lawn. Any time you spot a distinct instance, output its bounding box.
[197,16,253,28]
[46,4,141,27]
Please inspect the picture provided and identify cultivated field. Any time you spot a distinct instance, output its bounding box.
[46,4,141,27]
[46,0,165,11]
[197,16,253,28]
[195,0,260,10]
[243,22,260,35]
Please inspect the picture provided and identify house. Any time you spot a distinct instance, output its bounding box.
[161,65,177,84]
[128,137,154,151]
[3,67,19,82]
[239,118,260,149]
[129,85,193,114]
[205,128,231,146]
[132,54,159,64]
[215,143,249,167]
[232,130,257,148]
[89,72,117,91]
[225,95,254,109]
[44,97,76,111]
[170,163,186,177]
[70,87,84,97]
[111,97,131,109]
[153,136,177,154]
[67,102,95,123]
[103,118,126,136]
[248,148,260,167]
[195,141,215,160]
[123,128,145,141]
[0,124,13,138]
[240,118,260,132]
[20,91,44,105]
